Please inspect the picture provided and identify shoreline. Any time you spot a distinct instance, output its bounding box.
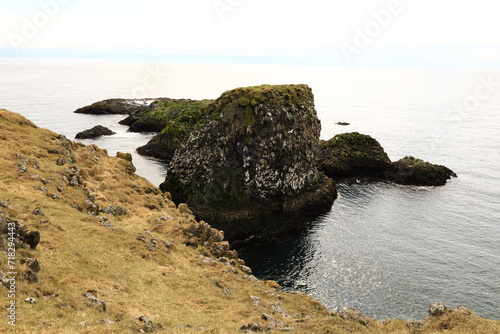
[0,109,498,332]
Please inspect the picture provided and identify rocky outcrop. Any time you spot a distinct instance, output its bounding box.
[319,132,456,186]
[0,211,40,250]
[384,156,457,186]
[120,98,212,133]
[318,132,392,180]
[160,84,337,241]
[132,99,212,161]
[74,98,150,115]
[75,125,115,139]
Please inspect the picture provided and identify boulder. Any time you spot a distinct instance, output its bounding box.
[385,156,457,186]
[133,316,154,333]
[83,290,106,312]
[318,132,392,180]
[160,84,337,241]
[75,126,116,140]
[101,206,127,216]
[0,211,40,250]
[429,302,447,316]
[74,98,147,115]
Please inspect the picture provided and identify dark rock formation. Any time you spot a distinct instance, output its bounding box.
[74,98,148,115]
[160,84,337,241]
[384,156,457,186]
[319,133,456,186]
[336,122,350,126]
[120,98,212,133]
[134,99,212,161]
[75,125,116,139]
[318,132,392,180]
[21,258,41,273]
[0,211,40,250]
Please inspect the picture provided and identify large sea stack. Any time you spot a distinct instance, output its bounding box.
[160,84,337,241]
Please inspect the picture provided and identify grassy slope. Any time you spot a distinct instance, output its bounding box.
[0,109,498,333]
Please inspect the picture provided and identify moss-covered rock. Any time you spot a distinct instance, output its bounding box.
[385,156,457,186]
[123,98,213,133]
[318,132,392,180]
[134,99,213,160]
[74,98,147,115]
[318,132,456,186]
[160,84,337,241]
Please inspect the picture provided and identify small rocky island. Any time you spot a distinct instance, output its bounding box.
[161,84,337,241]
[75,125,116,139]
[318,132,457,186]
[75,85,457,241]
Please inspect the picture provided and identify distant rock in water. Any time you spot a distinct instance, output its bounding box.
[318,132,392,180]
[336,122,350,126]
[160,84,337,241]
[74,98,151,115]
[384,156,457,186]
[75,125,115,139]
[318,132,456,186]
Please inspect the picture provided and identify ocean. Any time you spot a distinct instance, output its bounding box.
[1,60,498,320]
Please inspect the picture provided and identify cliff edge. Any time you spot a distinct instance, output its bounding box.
[1,109,496,333]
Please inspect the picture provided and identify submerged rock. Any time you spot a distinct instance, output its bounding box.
[318,132,392,180]
[161,84,337,241]
[75,126,115,139]
[385,156,457,186]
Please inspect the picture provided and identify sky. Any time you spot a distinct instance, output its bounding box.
[1,0,499,68]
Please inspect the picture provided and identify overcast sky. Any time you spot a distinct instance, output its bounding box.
[1,0,499,68]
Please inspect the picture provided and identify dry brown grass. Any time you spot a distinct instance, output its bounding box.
[0,109,499,333]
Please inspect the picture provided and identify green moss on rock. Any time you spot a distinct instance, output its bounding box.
[127,99,212,133]
[318,132,392,179]
[134,99,213,160]
[160,84,337,241]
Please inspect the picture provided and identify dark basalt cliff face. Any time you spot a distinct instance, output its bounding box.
[160,84,337,241]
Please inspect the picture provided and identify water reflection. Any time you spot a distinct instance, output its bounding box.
[235,181,467,320]
[236,225,321,292]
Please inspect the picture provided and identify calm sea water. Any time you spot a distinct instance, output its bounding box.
[1,60,498,320]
